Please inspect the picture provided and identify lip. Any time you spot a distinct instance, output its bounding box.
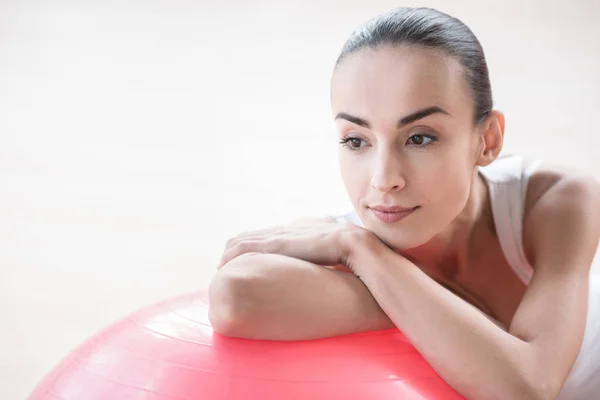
[369,206,418,223]
[370,205,415,213]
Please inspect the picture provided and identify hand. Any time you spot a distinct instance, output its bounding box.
[216,221,366,270]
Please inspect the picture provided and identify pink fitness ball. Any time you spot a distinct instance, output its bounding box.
[28,290,464,399]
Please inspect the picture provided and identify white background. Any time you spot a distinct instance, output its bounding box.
[1,0,599,398]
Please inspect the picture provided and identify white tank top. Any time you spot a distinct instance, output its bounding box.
[333,154,600,399]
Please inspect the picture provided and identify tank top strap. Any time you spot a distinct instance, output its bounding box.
[478,154,543,284]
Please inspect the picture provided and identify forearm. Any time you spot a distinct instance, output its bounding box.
[351,237,542,400]
[208,252,394,341]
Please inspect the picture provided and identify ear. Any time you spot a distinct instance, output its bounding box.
[475,110,505,167]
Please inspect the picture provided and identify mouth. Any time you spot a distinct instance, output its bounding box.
[369,206,419,224]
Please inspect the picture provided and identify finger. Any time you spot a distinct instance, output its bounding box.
[232,226,283,241]
[216,251,264,271]
[217,240,262,269]
[221,237,259,263]
[222,228,278,253]
[218,236,286,269]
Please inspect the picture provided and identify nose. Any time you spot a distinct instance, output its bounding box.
[370,151,406,192]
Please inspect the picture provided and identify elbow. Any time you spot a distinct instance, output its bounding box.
[480,352,563,400]
[509,363,563,400]
[526,377,563,400]
[208,264,256,337]
[489,378,558,400]
[517,381,560,400]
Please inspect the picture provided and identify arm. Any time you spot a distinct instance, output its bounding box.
[208,251,394,341]
[349,176,600,400]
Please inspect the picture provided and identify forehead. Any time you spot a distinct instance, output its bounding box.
[331,45,472,121]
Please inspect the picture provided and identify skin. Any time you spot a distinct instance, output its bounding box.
[328,43,600,398]
[209,41,600,399]
[331,44,524,323]
[332,44,500,273]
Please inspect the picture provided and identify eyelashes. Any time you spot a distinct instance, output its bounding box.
[339,134,438,151]
[339,137,365,151]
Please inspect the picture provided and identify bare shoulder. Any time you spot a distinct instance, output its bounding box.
[523,159,569,216]
[523,159,599,219]
[522,158,600,264]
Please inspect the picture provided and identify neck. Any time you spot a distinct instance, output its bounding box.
[398,170,492,280]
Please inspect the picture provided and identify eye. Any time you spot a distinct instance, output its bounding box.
[339,136,367,151]
[407,134,437,147]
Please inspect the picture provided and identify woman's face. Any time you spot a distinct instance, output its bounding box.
[331,45,484,251]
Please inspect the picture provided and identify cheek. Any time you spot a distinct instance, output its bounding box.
[421,168,472,218]
[339,155,370,207]
[340,165,363,196]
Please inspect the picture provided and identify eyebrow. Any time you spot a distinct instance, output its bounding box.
[334,106,450,129]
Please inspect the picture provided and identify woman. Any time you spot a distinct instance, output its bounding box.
[209,7,600,400]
